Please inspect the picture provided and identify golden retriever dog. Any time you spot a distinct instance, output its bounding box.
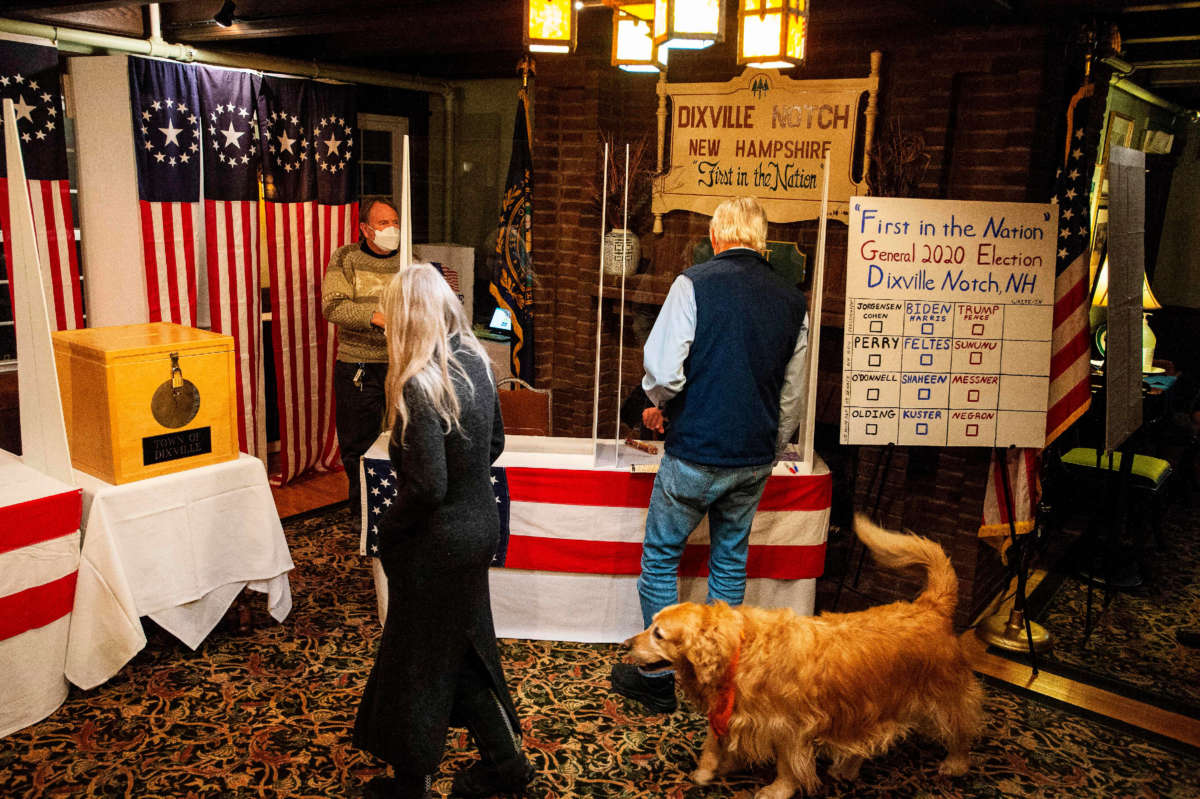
[624,513,983,798]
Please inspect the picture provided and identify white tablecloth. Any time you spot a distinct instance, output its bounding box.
[65,453,294,690]
[0,450,82,737]
[362,435,831,642]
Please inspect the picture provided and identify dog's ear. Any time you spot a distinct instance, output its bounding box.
[683,604,739,688]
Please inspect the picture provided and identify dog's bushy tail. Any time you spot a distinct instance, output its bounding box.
[853,513,958,619]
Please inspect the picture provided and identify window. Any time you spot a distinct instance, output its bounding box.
[357,113,409,212]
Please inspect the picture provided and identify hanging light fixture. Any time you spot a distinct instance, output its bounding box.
[525,0,578,54]
[602,0,655,20]
[738,0,808,68]
[611,10,662,72]
[653,0,724,52]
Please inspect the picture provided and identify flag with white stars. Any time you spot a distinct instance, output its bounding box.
[308,81,359,320]
[257,76,314,203]
[0,39,84,334]
[197,65,265,458]
[1045,80,1097,446]
[979,75,1099,553]
[310,81,356,206]
[127,57,202,325]
[257,75,341,485]
[361,457,511,567]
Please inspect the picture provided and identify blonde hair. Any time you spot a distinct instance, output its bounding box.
[709,196,768,251]
[382,263,491,441]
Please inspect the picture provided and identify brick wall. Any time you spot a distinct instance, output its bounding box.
[528,18,1061,627]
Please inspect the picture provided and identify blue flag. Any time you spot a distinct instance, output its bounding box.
[128,58,200,203]
[489,93,535,382]
[309,81,357,206]
[197,65,261,202]
[256,76,314,203]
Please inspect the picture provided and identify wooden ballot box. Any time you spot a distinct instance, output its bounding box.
[52,323,238,484]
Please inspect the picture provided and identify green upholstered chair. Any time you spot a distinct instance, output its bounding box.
[1061,447,1173,552]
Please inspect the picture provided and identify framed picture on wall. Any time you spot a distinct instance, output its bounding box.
[1105,111,1135,156]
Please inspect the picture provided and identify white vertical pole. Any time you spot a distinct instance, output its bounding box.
[800,151,831,470]
[5,99,74,484]
[613,143,630,463]
[591,142,609,447]
[400,134,412,266]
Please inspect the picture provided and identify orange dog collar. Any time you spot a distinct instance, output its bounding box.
[708,630,744,738]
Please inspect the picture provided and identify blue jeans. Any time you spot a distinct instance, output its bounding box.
[637,452,772,628]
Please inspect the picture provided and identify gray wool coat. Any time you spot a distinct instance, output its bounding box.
[353,341,518,772]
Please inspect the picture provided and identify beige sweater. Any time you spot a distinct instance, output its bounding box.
[321,241,404,363]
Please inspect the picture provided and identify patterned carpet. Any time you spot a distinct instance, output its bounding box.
[1021,498,1200,719]
[2,507,1199,798]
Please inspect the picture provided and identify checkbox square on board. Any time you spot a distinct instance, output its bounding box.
[866,423,878,435]
[916,423,928,435]
[869,320,883,333]
[972,323,985,336]
[918,388,930,400]
[966,424,979,437]
[868,354,881,367]
[968,389,980,402]
[920,354,933,366]
[969,352,983,365]
[867,388,880,401]
[921,322,933,335]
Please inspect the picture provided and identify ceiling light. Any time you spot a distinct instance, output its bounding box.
[612,11,661,72]
[525,0,578,54]
[653,0,724,51]
[738,0,808,69]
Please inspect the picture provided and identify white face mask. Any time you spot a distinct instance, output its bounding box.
[371,225,401,252]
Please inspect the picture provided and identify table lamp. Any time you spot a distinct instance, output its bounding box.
[1091,259,1162,372]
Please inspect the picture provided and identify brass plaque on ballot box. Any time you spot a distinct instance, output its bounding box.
[52,323,238,484]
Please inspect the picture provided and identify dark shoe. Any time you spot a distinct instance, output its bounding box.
[450,755,535,797]
[610,663,676,713]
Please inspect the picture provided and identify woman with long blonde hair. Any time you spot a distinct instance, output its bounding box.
[354,264,533,799]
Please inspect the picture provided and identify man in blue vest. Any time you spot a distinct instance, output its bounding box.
[611,196,809,712]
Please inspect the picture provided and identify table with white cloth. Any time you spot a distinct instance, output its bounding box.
[64,453,295,690]
[360,434,831,642]
[0,450,82,737]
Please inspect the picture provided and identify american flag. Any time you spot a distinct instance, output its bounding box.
[433,261,462,294]
[259,77,357,485]
[361,456,829,578]
[128,57,201,326]
[361,457,511,566]
[979,78,1097,549]
[311,82,359,479]
[1045,80,1097,446]
[198,65,264,458]
[0,39,84,332]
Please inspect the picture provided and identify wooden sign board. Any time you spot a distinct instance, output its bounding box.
[841,197,1057,448]
[652,60,879,225]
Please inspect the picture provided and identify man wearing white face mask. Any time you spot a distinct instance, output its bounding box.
[322,198,406,529]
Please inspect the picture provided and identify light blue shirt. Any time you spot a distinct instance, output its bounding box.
[642,251,810,453]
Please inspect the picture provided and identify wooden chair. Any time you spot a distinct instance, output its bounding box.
[497,377,552,436]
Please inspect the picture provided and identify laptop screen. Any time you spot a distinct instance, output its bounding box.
[488,306,513,334]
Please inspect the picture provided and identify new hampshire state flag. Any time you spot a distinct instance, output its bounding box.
[488,91,534,382]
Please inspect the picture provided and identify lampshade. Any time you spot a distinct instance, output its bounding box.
[612,11,662,72]
[738,0,808,68]
[653,0,724,51]
[602,0,655,20]
[1091,259,1162,310]
[525,0,577,54]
